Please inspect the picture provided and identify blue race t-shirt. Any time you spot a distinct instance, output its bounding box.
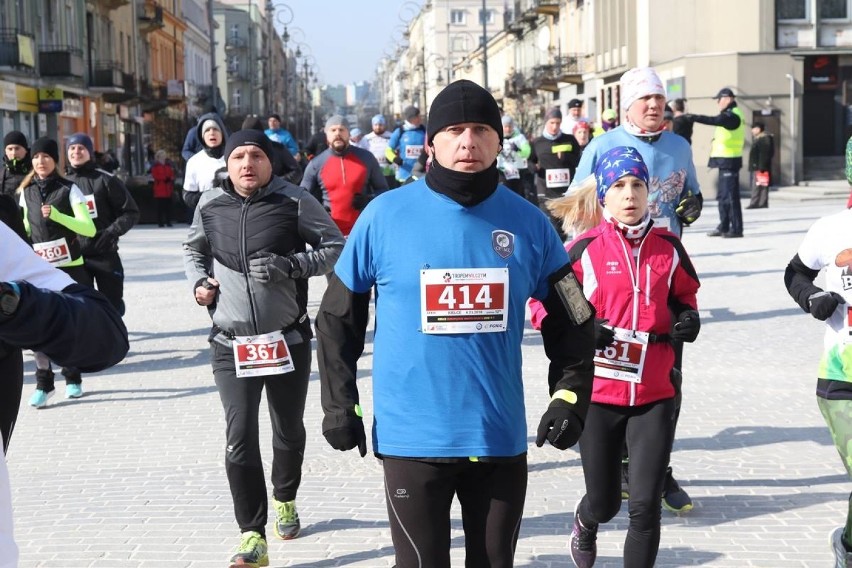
[334,179,568,458]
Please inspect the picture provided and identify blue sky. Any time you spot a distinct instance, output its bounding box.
[271,1,425,86]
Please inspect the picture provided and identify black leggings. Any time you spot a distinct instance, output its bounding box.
[211,339,311,536]
[578,398,676,568]
[0,345,23,453]
[382,457,527,568]
[79,252,125,316]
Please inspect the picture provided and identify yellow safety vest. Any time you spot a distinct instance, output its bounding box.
[710,106,745,158]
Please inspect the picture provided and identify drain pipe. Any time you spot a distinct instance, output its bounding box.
[784,73,796,185]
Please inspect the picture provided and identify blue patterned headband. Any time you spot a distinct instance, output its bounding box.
[594,146,650,205]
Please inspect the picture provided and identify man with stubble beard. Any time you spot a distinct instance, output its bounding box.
[300,115,388,237]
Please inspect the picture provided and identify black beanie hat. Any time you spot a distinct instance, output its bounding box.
[427,80,503,145]
[3,131,28,149]
[31,137,59,163]
[223,129,274,164]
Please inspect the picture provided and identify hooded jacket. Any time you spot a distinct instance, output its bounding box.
[184,112,229,208]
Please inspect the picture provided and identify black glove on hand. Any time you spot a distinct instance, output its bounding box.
[675,195,702,225]
[351,193,372,211]
[95,231,119,254]
[392,156,403,166]
[323,422,367,457]
[248,253,295,282]
[808,291,845,321]
[671,309,701,342]
[594,318,615,349]
[535,399,583,450]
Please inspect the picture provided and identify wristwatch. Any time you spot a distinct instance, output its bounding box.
[0,282,20,317]
[288,258,302,279]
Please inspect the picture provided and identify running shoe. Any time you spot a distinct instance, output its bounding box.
[228,531,269,568]
[65,383,83,399]
[272,497,301,540]
[620,459,629,500]
[661,467,693,513]
[569,501,597,568]
[28,388,54,409]
[830,527,852,568]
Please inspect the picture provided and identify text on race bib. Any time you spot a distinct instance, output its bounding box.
[233,331,295,377]
[545,168,571,188]
[33,237,71,265]
[420,268,509,334]
[593,327,649,383]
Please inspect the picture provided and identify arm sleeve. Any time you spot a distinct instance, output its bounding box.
[515,134,532,159]
[18,193,30,236]
[538,263,597,421]
[0,282,128,373]
[293,190,346,277]
[784,253,822,313]
[299,161,323,205]
[181,129,198,162]
[316,273,370,433]
[49,187,95,237]
[104,176,140,236]
[183,159,199,193]
[665,237,700,314]
[690,110,741,130]
[182,201,213,291]
[569,142,597,189]
[366,154,389,193]
[846,136,852,185]
[282,132,300,157]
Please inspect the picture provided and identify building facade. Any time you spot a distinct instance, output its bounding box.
[383,0,852,190]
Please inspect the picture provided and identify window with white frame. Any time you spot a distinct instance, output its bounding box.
[450,9,465,25]
[822,0,848,19]
[479,9,495,25]
[776,0,807,20]
[451,36,468,52]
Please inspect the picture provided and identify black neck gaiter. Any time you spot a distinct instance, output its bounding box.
[425,158,499,207]
[205,144,224,159]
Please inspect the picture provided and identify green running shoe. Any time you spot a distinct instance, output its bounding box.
[228,531,268,568]
[661,467,693,514]
[272,497,301,540]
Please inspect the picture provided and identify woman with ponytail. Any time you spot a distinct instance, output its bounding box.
[529,146,701,568]
[17,137,95,407]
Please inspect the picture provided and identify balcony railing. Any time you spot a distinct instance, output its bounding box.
[0,28,36,72]
[226,68,248,82]
[504,72,536,98]
[531,54,586,91]
[137,1,164,34]
[103,72,137,103]
[224,36,247,50]
[90,60,123,89]
[38,45,84,78]
[97,0,131,10]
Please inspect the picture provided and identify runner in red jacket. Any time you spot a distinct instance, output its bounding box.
[529,146,700,568]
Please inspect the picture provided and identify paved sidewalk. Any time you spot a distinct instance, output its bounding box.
[7,197,851,567]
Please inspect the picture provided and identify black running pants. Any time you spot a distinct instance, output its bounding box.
[382,456,527,568]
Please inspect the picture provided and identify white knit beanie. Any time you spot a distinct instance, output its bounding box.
[620,67,665,111]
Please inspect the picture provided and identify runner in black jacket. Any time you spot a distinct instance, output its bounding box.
[64,133,139,316]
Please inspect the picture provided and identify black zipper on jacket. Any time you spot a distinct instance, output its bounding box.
[237,192,260,335]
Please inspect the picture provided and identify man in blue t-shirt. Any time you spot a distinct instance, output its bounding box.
[316,79,596,566]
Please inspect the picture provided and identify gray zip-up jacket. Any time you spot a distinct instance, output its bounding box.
[183,175,345,347]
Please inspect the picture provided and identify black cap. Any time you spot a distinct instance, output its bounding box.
[713,87,735,99]
[567,98,583,109]
[241,116,264,131]
[3,131,28,149]
[31,137,59,163]
[426,80,503,145]
[223,129,274,164]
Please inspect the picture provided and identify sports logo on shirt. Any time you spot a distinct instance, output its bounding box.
[492,230,515,259]
[835,248,852,290]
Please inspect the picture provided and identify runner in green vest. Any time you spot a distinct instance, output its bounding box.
[689,87,746,238]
